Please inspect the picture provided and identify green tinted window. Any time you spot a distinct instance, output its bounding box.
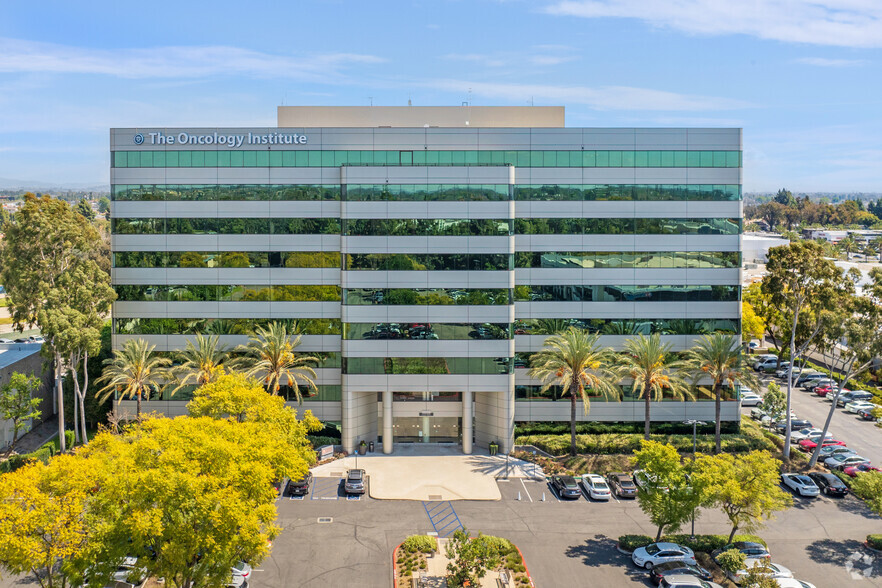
[513,284,739,302]
[343,322,511,340]
[343,356,511,375]
[113,318,341,335]
[343,288,511,305]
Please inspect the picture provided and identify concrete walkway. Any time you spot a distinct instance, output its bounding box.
[310,445,544,501]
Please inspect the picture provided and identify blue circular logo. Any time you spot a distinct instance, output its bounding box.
[133,133,144,145]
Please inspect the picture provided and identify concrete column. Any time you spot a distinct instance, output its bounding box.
[462,390,473,455]
[383,389,393,454]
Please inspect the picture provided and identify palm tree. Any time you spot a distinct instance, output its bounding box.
[684,333,761,454]
[96,338,172,419]
[620,334,690,440]
[235,321,318,402]
[167,334,230,397]
[528,328,623,456]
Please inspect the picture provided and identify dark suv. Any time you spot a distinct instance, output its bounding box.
[344,469,366,495]
[606,472,638,498]
[288,472,313,496]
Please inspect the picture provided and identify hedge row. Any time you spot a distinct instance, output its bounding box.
[515,421,739,437]
[0,443,55,473]
[515,432,774,457]
[307,436,341,448]
[868,535,882,551]
[619,534,767,553]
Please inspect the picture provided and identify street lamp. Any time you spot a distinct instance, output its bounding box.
[683,419,707,539]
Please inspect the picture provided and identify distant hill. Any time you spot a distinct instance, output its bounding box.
[0,178,109,195]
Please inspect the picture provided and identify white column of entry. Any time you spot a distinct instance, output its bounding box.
[383,389,393,454]
[462,390,473,454]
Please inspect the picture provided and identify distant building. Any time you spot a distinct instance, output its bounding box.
[742,233,790,263]
[0,343,53,450]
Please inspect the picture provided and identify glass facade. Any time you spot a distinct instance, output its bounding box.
[342,218,512,237]
[343,288,511,305]
[113,318,341,335]
[513,318,739,335]
[115,284,340,302]
[112,184,340,201]
[112,218,340,235]
[344,323,512,340]
[342,356,512,374]
[515,251,740,269]
[514,184,741,201]
[113,149,742,168]
[345,253,512,271]
[113,251,340,268]
[514,218,741,235]
[513,285,740,302]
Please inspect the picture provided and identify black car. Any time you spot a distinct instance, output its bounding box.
[606,472,638,498]
[550,475,582,499]
[808,472,849,497]
[288,472,313,496]
[774,419,812,433]
[344,469,366,495]
[648,561,713,585]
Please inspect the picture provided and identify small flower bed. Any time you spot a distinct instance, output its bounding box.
[395,535,435,585]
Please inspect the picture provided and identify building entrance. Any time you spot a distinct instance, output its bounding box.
[392,416,461,443]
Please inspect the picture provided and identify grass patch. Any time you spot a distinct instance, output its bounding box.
[0,317,12,326]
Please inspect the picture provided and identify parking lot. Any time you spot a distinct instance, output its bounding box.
[251,469,882,588]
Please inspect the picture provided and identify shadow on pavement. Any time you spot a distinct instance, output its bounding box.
[804,537,870,568]
[564,534,621,567]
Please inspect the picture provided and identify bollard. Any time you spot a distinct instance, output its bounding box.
[517,491,521,501]
[541,492,546,502]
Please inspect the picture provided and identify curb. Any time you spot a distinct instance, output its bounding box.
[514,545,536,588]
[616,543,634,555]
[392,542,402,588]
[864,541,882,556]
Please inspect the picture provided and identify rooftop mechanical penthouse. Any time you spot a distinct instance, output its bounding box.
[110,106,743,455]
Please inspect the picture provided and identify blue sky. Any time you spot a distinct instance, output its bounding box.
[1,0,881,192]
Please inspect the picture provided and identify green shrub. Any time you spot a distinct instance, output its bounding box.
[618,534,653,551]
[662,534,767,553]
[402,534,437,553]
[715,549,747,575]
[307,436,341,449]
[478,535,517,556]
[65,430,75,449]
[515,431,773,457]
[515,420,739,437]
[868,535,882,550]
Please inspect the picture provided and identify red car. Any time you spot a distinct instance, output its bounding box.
[814,386,848,398]
[843,463,881,477]
[798,438,846,451]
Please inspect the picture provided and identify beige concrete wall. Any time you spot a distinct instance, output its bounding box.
[278,106,565,128]
[341,390,378,453]
[474,389,515,453]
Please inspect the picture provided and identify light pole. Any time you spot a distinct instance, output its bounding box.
[683,419,706,539]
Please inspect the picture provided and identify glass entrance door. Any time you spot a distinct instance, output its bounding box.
[392,416,461,443]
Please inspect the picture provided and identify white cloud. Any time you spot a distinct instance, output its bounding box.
[427,79,753,111]
[0,38,384,81]
[793,57,868,67]
[545,0,882,48]
[442,46,578,68]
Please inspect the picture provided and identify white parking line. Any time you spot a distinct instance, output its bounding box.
[520,478,533,502]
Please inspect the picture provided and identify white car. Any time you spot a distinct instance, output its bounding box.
[824,454,870,470]
[632,542,696,569]
[780,473,819,497]
[580,474,611,500]
[774,580,817,588]
[845,400,877,414]
[228,562,252,588]
[790,428,831,443]
[740,391,763,407]
[660,575,724,588]
[730,560,793,585]
[0,338,12,344]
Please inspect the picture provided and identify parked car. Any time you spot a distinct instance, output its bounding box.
[344,469,366,494]
[794,372,825,386]
[803,378,836,392]
[711,542,771,562]
[774,580,817,588]
[288,472,312,496]
[729,560,793,585]
[754,357,779,372]
[836,391,873,407]
[606,472,638,498]
[798,437,845,452]
[816,445,855,460]
[776,365,802,379]
[807,472,849,497]
[550,475,582,499]
[229,561,253,588]
[843,463,881,477]
[579,474,611,500]
[845,400,877,414]
[750,407,767,420]
[658,574,723,588]
[740,390,763,407]
[813,385,846,398]
[858,406,880,420]
[780,473,820,497]
[0,338,12,344]
[790,427,830,443]
[648,561,713,585]
[748,354,776,368]
[774,419,812,434]
[824,454,870,470]
[632,542,697,569]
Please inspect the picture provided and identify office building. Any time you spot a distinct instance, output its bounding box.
[110,106,742,454]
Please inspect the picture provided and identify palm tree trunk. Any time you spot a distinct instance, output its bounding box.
[644,377,651,440]
[136,389,142,419]
[714,382,722,454]
[569,392,577,456]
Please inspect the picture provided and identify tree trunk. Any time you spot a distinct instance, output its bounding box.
[656,525,664,542]
[55,351,66,453]
[644,378,651,440]
[714,382,722,454]
[79,352,89,444]
[728,524,738,543]
[782,305,800,461]
[72,385,80,444]
[569,392,577,457]
[136,389,142,419]
[810,358,859,467]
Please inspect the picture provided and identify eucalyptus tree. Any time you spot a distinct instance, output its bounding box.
[763,242,845,458]
[620,334,690,440]
[684,333,761,454]
[528,328,623,456]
